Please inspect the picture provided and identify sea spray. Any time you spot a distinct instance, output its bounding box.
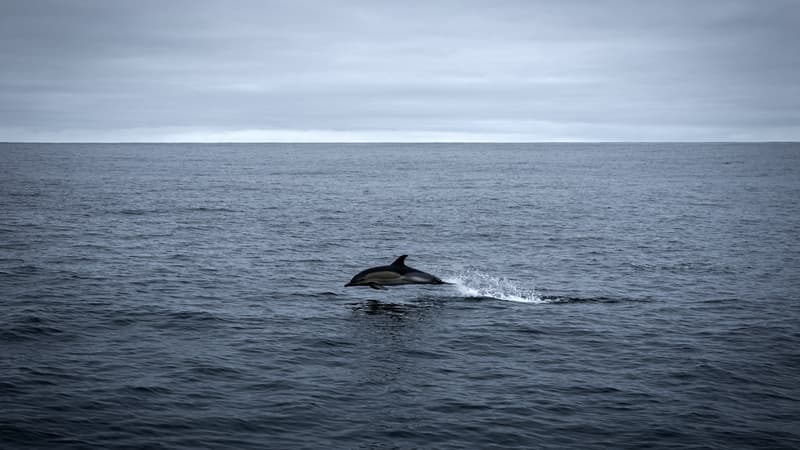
[444,268,547,303]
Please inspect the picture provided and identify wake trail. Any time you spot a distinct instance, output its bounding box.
[443,268,551,304]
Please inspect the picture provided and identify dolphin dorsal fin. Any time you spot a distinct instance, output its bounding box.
[390,255,408,268]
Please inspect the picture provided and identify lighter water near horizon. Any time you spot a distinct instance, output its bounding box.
[1,143,799,449]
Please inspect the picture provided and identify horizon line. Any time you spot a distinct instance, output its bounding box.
[2,140,799,145]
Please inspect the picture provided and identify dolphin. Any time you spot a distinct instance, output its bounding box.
[345,255,449,290]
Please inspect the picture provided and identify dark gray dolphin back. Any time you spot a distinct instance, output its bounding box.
[392,255,446,284]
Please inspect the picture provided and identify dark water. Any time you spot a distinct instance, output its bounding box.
[1,143,799,449]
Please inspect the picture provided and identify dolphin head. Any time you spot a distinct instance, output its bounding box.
[344,266,393,289]
[344,273,368,287]
[344,256,409,289]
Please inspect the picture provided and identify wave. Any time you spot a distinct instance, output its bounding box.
[116,206,239,216]
[0,316,66,342]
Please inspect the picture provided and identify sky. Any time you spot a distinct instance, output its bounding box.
[1,0,799,142]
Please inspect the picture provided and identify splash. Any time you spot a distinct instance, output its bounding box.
[444,268,547,303]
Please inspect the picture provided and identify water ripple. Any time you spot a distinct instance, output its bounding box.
[1,143,798,449]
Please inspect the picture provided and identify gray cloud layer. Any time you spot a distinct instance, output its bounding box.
[1,0,798,141]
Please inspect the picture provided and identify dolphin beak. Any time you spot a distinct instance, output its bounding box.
[344,282,354,287]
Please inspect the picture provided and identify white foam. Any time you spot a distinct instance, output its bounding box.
[444,268,548,304]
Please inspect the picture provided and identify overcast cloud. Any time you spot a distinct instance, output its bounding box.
[1,0,798,142]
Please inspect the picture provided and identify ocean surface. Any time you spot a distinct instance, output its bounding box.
[1,142,799,449]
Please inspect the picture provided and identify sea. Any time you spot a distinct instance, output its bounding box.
[1,142,799,449]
